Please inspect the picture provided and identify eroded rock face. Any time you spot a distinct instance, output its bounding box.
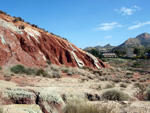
[1,104,42,113]
[0,14,109,69]
[1,88,65,113]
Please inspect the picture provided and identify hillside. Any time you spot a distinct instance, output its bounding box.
[0,12,108,69]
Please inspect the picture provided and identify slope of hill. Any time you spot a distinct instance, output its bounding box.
[0,12,108,69]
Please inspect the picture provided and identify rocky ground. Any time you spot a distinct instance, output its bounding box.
[0,63,150,113]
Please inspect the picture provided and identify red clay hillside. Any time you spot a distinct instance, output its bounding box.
[0,13,108,69]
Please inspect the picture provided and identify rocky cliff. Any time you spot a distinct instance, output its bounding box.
[0,13,108,69]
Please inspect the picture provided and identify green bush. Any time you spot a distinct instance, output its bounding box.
[19,24,25,29]
[101,58,107,62]
[13,17,24,22]
[0,67,2,70]
[0,10,7,15]
[35,68,48,77]
[102,89,129,101]
[10,65,26,74]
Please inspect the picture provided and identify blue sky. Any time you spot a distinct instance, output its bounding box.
[1,0,150,48]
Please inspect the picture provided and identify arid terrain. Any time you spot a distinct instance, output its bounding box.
[0,11,150,113]
[0,62,150,113]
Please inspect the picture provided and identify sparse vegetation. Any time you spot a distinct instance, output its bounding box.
[132,62,141,68]
[63,99,114,113]
[102,89,129,101]
[134,83,146,91]
[0,67,2,70]
[10,65,26,74]
[0,10,7,15]
[13,17,24,22]
[113,78,121,83]
[25,68,36,75]
[124,74,133,79]
[19,24,25,29]
[46,60,52,65]
[145,89,150,100]
[0,107,3,113]
[10,65,35,75]
[35,68,48,77]
[52,71,62,78]
[105,83,115,89]
[120,83,127,88]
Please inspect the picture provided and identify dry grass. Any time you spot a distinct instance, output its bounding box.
[62,66,94,78]
[63,99,114,113]
[120,83,127,88]
[0,107,3,113]
[102,89,129,101]
[105,83,115,89]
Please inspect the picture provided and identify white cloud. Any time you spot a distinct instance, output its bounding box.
[128,21,150,30]
[104,36,112,39]
[115,5,141,16]
[93,22,123,31]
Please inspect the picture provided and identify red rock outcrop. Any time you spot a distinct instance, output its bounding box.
[0,13,109,69]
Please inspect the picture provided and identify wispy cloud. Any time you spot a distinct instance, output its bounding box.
[128,21,150,30]
[93,22,123,31]
[104,36,112,39]
[115,5,141,16]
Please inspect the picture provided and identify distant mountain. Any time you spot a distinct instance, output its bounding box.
[119,33,150,47]
[113,33,150,51]
[84,44,115,52]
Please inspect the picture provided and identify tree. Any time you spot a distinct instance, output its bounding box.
[88,49,103,59]
[114,50,121,57]
[90,49,100,58]
[134,48,140,55]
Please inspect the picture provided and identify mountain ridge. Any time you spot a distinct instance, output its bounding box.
[84,44,116,52]
[113,33,150,51]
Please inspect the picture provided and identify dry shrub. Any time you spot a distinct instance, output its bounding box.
[45,64,62,78]
[50,64,61,71]
[35,68,48,77]
[102,89,129,101]
[134,83,146,91]
[105,83,115,89]
[4,75,12,81]
[120,83,127,88]
[113,78,121,83]
[53,71,62,78]
[63,99,114,113]
[124,74,133,79]
[62,67,93,77]
[144,89,150,100]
